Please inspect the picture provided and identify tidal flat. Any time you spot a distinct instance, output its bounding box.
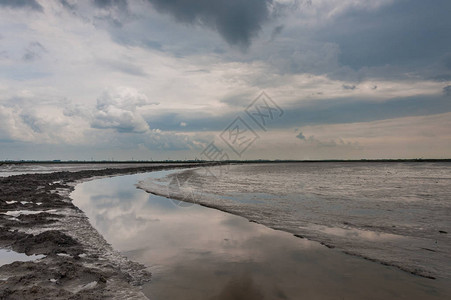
[0,163,204,299]
[1,162,450,299]
[75,164,450,299]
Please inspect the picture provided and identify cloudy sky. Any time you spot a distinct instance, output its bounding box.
[0,0,450,160]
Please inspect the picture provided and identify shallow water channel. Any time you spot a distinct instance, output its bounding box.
[71,170,450,300]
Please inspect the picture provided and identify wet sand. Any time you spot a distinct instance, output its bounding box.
[1,163,450,299]
[0,164,209,299]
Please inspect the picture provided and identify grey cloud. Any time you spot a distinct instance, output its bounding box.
[260,40,342,76]
[93,0,127,9]
[251,0,451,82]
[59,0,130,28]
[0,50,8,60]
[342,84,356,90]
[54,0,451,84]
[145,131,198,151]
[0,101,78,145]
[91,110,149,133]
[239,0,451,82]
[185,68,209,73]
[281,95,451,129]
[147,0,273,48]
[444,86,451,97]
[20,114,42,133]
[0,0,43,11]
[63,103,91,118]
[297,133,360,149]
[0,95,197,154]
[444,54,451,70]
[322,0,451,71]
[431,74,451,82]
[108,26,166,52]
[144,40,162,50]
[22,42,46,62]
[147,94,451,133]
[270,24,284,41]
[98,59,148,77]
[219,92,254,107]
[59,0,76,10]
[98,128,200,151]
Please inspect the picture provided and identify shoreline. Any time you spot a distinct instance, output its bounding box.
[137,167,449,280]
[76,171,451,299]
[139,187,439,280]
[0,164,210,299]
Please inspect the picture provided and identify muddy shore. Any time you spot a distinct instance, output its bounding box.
[0,164,210,299]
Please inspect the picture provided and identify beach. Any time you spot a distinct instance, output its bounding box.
[0,163,206,299]
[1,162,450,299]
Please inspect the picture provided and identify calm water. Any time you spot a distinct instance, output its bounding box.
[0,249,44,267]
[72,169,450,299]
[139,162,451,279]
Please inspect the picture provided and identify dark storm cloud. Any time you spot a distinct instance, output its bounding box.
[322,0,451,70]
[0,0,43,11]
[147,0,273,48]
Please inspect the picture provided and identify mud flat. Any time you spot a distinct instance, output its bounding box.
[138,162,451,280]
[75,169,451,299]
[0,164,208,299]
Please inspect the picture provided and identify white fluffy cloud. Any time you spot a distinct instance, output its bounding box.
[0,99,87,144]
[91,87,155,133]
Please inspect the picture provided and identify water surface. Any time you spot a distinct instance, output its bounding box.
[139,162,451,279]
[72,170,450,299]
[0,249,44,267]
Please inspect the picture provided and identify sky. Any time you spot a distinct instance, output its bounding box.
[0,0,450,160]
